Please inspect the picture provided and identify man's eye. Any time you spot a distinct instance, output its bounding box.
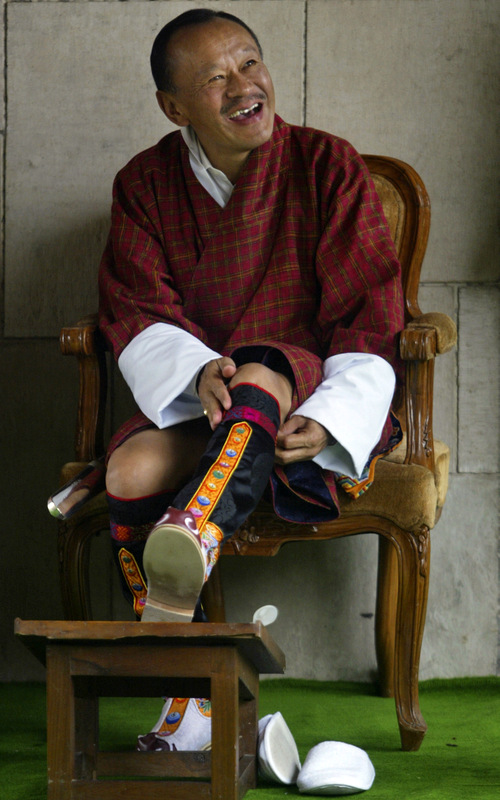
[209,74,224,83]
[244,60,257,68]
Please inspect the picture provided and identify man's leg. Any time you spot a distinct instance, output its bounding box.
[107,362,292,751]
[106,363,292,619]
[140,362,292,622]
[106,418,212,617]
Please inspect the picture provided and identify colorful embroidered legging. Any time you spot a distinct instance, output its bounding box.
[108,382,281,618]
[108,490,174,617]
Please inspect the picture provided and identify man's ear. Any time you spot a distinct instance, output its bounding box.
[156,90,190,127]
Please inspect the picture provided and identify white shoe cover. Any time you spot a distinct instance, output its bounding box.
[257,711,301,785]
[297,741,375,795]
[137,697,211,751]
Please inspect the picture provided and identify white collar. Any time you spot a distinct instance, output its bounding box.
[181,126,234,208]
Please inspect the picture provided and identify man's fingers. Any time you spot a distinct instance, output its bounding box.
[276,415,305,446]
[275,416,331,464]
[198,357,236,428]
[278,416,319,448]
[220,360,237,379]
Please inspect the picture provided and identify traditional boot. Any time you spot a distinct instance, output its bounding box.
[107,490,174,618]
[141,383,280,622]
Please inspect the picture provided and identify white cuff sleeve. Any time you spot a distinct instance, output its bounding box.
[118,323,222,428]
[294,353,396,479]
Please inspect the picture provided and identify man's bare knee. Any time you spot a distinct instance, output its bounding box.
[229,362,292,421]
[106,433,172,498]
[106,422,211,499]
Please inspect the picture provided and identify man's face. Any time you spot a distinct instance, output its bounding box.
[158,19,276,179]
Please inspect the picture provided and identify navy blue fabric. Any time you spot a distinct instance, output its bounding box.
[270,460,339,524]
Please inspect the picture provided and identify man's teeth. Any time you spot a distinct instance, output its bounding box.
[228,103,260,119]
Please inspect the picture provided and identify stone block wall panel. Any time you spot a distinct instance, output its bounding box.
[1,339,75,680]
[458,286,500,473]
[306,0,499,284]
[421,473,499,678]
[220,533,380,681]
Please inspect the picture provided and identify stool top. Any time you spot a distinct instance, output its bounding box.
[15,619,286,675]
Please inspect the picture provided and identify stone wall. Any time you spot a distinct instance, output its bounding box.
[1,0,499,681]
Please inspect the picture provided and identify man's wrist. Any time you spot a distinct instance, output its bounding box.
[195,365,206,396]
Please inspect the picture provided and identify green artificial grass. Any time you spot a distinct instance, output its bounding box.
[1,678,499,799]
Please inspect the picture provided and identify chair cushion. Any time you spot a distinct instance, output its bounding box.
[384,437,450,509]
[337,439,450,531]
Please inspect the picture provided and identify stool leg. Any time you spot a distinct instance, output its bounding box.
[74,678,98,780]
[46,646,75,800]
[238,667,259,794]
[211,649,239,800]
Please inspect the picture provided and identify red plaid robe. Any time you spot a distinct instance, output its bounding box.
[99,116,404,518]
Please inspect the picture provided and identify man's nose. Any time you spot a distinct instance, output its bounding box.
[226,71,253,96]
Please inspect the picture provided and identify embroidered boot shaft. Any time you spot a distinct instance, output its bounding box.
[142,383,280,622]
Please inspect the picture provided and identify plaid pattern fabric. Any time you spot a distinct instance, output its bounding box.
[99,116,405,516]
[99,116,403,383]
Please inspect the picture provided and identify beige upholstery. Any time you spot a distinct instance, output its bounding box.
[337,438,450,531]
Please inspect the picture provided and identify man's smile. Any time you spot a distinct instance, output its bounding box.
[227,102,263,121]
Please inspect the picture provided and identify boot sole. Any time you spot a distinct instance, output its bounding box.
[142,523,206,622]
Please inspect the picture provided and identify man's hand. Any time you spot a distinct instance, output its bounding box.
[275,415,332,465]
[197,357,237,429]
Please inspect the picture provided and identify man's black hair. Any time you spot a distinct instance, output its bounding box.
[150,8,263,93]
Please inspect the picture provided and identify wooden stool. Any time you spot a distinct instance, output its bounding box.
[15,619,286,800]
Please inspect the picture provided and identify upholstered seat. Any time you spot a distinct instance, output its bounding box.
[56,154,457,752]
[337,435,450,530]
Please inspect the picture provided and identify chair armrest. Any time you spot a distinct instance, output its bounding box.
[60,314,108,462]
[60,314,100,357]
[399,312,456,471]
[403,312,457,357]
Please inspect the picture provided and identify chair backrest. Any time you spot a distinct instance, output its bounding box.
[363,155,430,325]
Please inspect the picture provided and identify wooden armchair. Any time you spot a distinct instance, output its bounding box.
[56,155,456,752]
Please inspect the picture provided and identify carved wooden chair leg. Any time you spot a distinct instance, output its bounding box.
[375,535,398,698]
[392,524,430,751]
[58,506,110,621]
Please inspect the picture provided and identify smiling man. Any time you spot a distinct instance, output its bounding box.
[154,15,275,181]
[98,7,403,755]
